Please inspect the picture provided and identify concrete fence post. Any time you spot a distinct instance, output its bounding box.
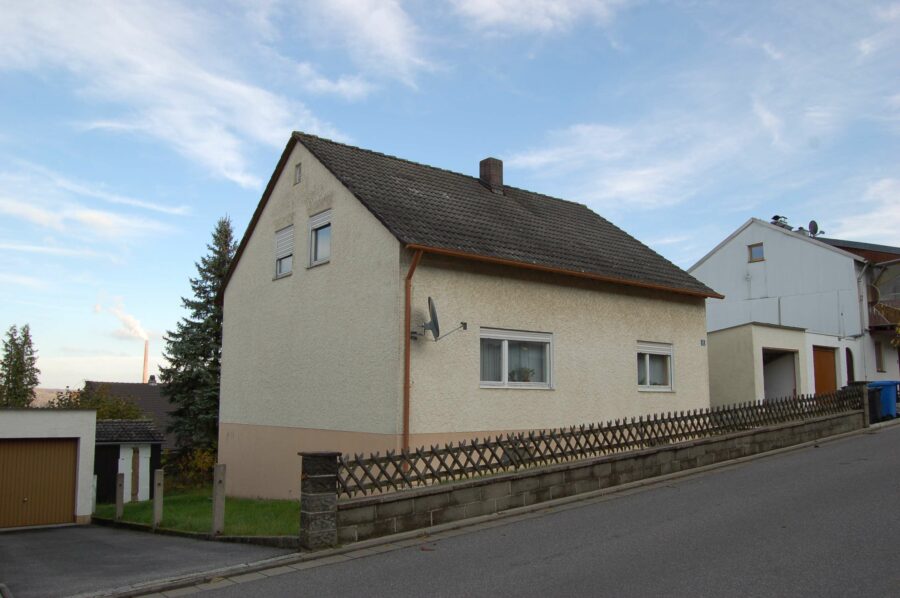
[92,474,97,514]
[114,473,124,521]
[212,464,226,536]
[299,451,340,550]
[153,469,164,528]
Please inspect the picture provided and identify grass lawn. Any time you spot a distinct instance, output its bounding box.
[94,487,299,536]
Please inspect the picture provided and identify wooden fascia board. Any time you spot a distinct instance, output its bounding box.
[406,244,724,300]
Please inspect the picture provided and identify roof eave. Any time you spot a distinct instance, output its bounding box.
[407,244,724,300]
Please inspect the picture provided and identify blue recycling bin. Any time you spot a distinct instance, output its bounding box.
[867,381,899,420]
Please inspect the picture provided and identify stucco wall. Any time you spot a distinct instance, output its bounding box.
[707,325,757,406]
[407,255,711,433]
[220,142,403,435]
[0,409,96,520]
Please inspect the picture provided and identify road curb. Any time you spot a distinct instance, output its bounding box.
[92,420,895,597]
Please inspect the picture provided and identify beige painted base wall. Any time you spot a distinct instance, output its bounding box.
[220,422,525,499]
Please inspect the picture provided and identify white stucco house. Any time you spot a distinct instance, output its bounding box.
[218,132,722,499]
[689,216,900,407]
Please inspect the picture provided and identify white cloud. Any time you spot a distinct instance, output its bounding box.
[295,63,375,101]
[0,0,337,188]
[452,0,628,33]
[304,0,431,86]
[0,273,47,289]
[508,119,748,209]
[753,98,785,148]
[829,178,900,244]
[0,243,119,262]
[16,161,188,216]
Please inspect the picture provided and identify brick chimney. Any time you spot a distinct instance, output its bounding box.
[479,157,503,194]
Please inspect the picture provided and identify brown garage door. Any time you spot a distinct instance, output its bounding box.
[0,438,77,528]
[813,346,837,394]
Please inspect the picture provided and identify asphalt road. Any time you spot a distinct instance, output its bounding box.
[207,424,900,598]
[0,525,289,598]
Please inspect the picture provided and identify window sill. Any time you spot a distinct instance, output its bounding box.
[480,384,554,390]
[273,272,292,281]
[307,259,330,269]
[638,387,674,393]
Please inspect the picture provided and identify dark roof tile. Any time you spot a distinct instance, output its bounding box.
[95,419,164,444]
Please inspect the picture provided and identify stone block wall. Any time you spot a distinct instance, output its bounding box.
[335,411,863,544]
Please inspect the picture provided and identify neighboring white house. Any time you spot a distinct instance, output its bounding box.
[0,409,96,528]
[218,132,721,499]
[690,216,900,406]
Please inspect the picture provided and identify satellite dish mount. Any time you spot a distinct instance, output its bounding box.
[411,297,467,342]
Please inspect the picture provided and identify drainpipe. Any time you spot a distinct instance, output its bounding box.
[403,249,424,452]
[856,262,871,379]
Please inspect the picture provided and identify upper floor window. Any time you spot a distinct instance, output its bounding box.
[480,328,553,389]
[293,163,302,185]
[637,341,673,392]
[875,341,885,372]
[748,243,765,262]
[274,225,294,278]
[309,210,332,267]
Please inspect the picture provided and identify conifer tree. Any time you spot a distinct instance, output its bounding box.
[0,324,40,408]
[160,217,236,451]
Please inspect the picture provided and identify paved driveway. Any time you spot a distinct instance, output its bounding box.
[0,525,291,598]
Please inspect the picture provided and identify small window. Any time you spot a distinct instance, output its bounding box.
[274,225,294,278]
[293,163,302,185]
[748,243,765,262]
[637,342,673,391]
[875,341,885,372]
[480,328,552,389]
[308,210,332,267]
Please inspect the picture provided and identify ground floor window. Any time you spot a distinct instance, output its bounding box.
[637,342,673,391]
[480,328,552,388]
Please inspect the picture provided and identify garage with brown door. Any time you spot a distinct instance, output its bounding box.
[0,439,78,528]
[0,410,96,529]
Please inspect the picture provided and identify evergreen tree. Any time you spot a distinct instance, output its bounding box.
[160,217,236,451]
[0,324,40,408]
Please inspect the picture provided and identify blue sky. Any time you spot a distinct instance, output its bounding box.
[1,0,898,388]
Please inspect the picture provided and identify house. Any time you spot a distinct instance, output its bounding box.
[84,377,176,450]
[94,420,164,504]
[689,216,900,407]
[218,132,721,499]
[0,409,96,528]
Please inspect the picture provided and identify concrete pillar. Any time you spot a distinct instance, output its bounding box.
[153,469,164,528]
[115,473,124,520]
[299,451,340,550]
[212,464,226,536]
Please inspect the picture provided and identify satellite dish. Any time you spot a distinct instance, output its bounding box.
[423,297,440,340]
[808,220,819,236]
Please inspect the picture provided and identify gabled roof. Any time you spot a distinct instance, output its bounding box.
[95,419,164,444]
[85,381,175,449]
[817,237,900,264]
[223,133,720,299]
[689,218,865,273]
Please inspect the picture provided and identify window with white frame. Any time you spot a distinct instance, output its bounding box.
[274,225,294,278]
[293,162,302,185]
[308,210,331,266]
[480,328,552,388]
[637,342,673,391]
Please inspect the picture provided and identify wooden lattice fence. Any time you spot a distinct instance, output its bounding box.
[336,389,863,498]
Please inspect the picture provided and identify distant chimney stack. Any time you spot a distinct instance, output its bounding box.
[142,340,149,384]
[479,157,503,194]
